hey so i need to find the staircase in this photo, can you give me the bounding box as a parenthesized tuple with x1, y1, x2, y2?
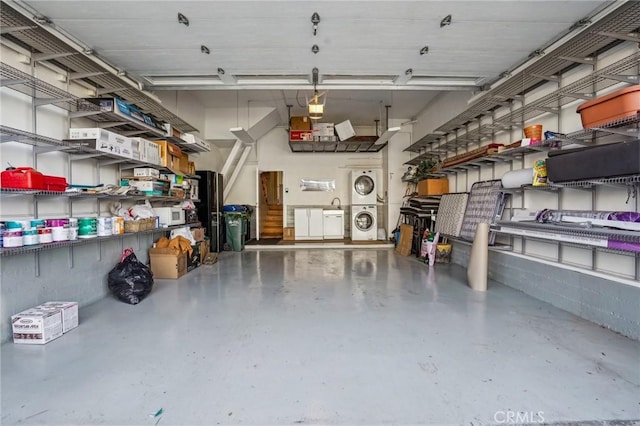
(261, 204, 283, 239)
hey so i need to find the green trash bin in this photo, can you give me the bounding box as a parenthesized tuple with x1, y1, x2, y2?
(224, 212, 244, 251)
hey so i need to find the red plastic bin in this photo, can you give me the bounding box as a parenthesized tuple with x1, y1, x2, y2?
(43, 175, 68, 192)
(0, 167, 46, 190)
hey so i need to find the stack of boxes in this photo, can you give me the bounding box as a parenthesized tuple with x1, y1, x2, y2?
(289, 116, 313, 141)
(288, 116, 339, 142)
(312, 122, 336, 142)
(11, 301, 79, 344)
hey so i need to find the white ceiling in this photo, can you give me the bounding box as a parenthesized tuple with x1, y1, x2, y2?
(22, 0, 610, 125)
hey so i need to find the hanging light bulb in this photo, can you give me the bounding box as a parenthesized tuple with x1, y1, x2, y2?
(308, 67, 324, 120)
(308, 93, 323, 120)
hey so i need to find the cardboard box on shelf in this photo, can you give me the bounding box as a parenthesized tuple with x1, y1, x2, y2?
(312, 122, 335, 137)
(335, 120, 356, 141)
(39, 302, 78, 334)
(417, 178, 449, 196)
(162, 174, 185, 187)
(191, 227, 205, 242)
(171, 188, 186, 199)
(155, 140, 182, 170)
(178, 152, 190, 175)
(314, 135, 337, 142)
(129, 137, 141, 160)
(291, 116, 312, 130)
(289, 130, 313, 141)
(134, 168, 160, 178)
(68, 128, 132, 159)
(11, 308, 63, 344)
(148, 247, 187, 279)
(144, 140, 162, 166)
(121, 179, 169, 196)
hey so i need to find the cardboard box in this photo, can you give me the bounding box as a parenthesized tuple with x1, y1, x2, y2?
(335, 120, 356, 141)
(144, 141, 162, 166)
(283, 227, 295, 241)
(149, 247, 187, 279)
(314, 135, 337, 142)
(178, 152, 190, 175)
(188, 161, 196, 175)
(129, 137, 141, 160)
(417, 178, 449, 196)
(39, 302, 78, 334)
(200, 240, 210, 259)
(121, 179, 169, 196)
(11, 308, 63, 344)
(155, 140, 182, 170)
(134, 168, 160, 178)
(312, 122, 335, 137)
(162, 174, 185, 187)
(191, 227, 205, 242)
(290, 130, 313, 141)
(68, 128, 132, 159)
(291, 116, 311, 130)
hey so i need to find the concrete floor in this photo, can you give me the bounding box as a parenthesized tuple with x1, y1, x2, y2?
(2, 249, 639, 425)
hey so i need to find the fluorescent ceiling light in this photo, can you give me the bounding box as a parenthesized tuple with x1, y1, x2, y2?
(407, 76, 480, 87)
(143, 75, 223, 86)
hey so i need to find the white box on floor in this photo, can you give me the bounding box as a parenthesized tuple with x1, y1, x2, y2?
(11, 308, 63, 344)
(39, 302, 79, 333)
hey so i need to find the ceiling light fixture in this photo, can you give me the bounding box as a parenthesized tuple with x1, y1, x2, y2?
(440, 14, 452, 27)
(312, 44, 319, 54)
(177, 13, 189, 27)
(308, 67, 325, 120)
(201, 45, 210, 54)
(311, 12, 320, 36)
(420, 46, 429, 55)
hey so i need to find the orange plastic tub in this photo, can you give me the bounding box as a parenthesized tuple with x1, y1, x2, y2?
(577, 85, 640, 128)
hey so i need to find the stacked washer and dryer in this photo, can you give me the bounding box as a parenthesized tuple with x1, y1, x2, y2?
(350, 170, 378, 241)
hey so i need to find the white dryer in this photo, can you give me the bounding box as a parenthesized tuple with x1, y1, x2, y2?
(351, 205, 377, 241)
(351, 170, 377, 205)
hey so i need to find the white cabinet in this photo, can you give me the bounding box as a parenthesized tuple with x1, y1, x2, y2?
(294, 208, 323, 240)
(323, 211, 344, 240)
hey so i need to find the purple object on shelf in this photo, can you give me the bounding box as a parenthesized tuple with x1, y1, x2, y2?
(45, 219, 69, 228)
(607, 240, 640, 253)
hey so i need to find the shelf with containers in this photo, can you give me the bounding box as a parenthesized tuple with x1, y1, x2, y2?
(0, 221, 202, 258)
(401, 46, 640, 279)
(0, 64, 203, 261)
(404, 52, 640, 165)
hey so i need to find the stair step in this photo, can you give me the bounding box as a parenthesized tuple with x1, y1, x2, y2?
(261, 232, 283, 238)
(262, 224, 282, 231)
(265, 216, 283, 222)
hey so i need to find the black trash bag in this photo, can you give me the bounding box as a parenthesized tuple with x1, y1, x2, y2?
(108, 249, 154, 305)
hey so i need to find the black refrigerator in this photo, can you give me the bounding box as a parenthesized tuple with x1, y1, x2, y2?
(196, 170, 224, 253)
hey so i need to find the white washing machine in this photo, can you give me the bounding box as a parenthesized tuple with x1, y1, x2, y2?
(351, 205, 377, 241)
(351, 170, 377, 205)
